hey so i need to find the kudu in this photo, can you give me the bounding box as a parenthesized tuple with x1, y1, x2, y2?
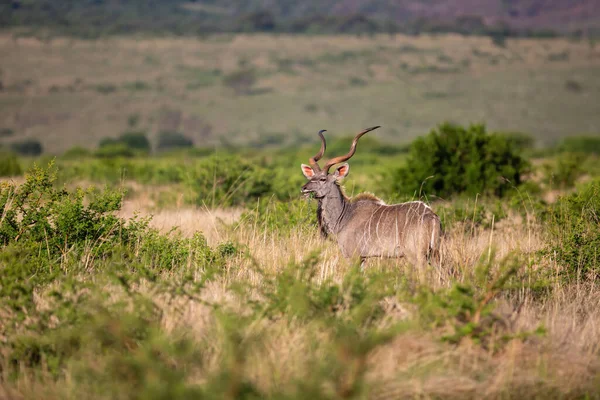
(300, 126, 441, 267)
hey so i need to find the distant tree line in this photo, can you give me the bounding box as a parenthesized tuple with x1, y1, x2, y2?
(0, 0, 590, 39)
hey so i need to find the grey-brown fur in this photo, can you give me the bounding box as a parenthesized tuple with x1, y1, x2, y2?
(301, 126, 441, 267)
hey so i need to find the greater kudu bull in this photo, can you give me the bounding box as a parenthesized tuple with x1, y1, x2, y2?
(300, 126, 441, 267)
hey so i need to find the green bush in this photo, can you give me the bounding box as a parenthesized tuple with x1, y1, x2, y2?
(185, 155, 301, 207)
(414, 252, 543, 349)
(118, 131, 151, 152)
(11, 139, 43, 156)
(156, 131, 194, 151)
(98, 132, 150, 155)
(62, 146, 92, 159)
(393, 123, 530, 198)
(0, 151, 22, 176)
(557, 136, 600, 154)
(435, 198, 506, 232)
(95, 142, 135, 158)
(542, 152, 585, 189)
(239, 197, 317, 233)
(497, 132, 536, 152)
(0, 161, 232, 323)
(544, 180, 600, 279)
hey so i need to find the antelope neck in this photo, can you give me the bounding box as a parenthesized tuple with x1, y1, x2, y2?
(319, 185, 350, 235)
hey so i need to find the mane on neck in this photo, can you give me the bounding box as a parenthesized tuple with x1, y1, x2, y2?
(351, 192, 385, 204)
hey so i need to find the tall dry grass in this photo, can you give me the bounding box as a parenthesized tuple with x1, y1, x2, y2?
(1, 195, 600, 399)
(119, 203, 600, 397)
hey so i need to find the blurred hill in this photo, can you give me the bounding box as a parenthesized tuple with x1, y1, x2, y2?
(2, 0, 600, 37)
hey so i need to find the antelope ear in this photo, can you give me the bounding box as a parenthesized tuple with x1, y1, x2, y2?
(334, 163, 350, 179)
(301, 164, 315, 179)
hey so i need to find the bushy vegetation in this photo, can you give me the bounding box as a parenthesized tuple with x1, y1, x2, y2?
(0, 163, 558, 398)
(557, 136, 600, 154)
(393, 123, 530, 199)
(542, 152, 584, 189)
(156, 131, 194, 152)
(239, 197, 317, 233)
(544, 180, 600, 279)
(97, 132, 151, 157)
(0, 151, 22, 176)
(1, 138, 600, 398)
(185, 154, 304, 207)
(10, 139, 43, 156)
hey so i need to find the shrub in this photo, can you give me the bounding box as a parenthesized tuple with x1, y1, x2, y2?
(156, 131, 194, 151)
(98, 132, 151, 155)
(11, 139, 43, 156)
(0, 151, 22, 176)
(0, 161, 231, 316)
(497, 132, 536, 152)
(239, 197, 317, 233)
(435, 198, 506, 232)
(186, 155, 282, 207)
(62, 146, 92, 159)
(542, 152, 584, 189)
(393, 123, 530, 198)
(544, 180, 600, 279)
(414, 252, 543, 349)
(118, 131, 151, 152)
(557, 136, 600, 154)
(95, 142, 135, 158)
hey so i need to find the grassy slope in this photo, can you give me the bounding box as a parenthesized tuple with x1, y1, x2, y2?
(0, 33, 599, 154)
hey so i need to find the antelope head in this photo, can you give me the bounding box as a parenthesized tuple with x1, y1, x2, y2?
(301, 126, 381, 198)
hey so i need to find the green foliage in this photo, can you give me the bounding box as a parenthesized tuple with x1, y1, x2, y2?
(0, 151, 22, 176)
(185, 154, 302, 207)
(0, 162, 231, 315)
(94, 140, 135, 158)
(118, 131, 151, 152)
(0, 162, 567, 397)
(62, 146, 92, 159)
(542, 152, 585, 189)
(393, 123, 530, 198)
(275, 255, 392, 324)
(97, 132, 151, 157)
(497, 131, 536, 152)
(0, 161, 127, 255)
(156, 131, 194, 151)
(415, 253, 543, 350)
(557, 136, 600, 154)
(435, 198, 507, 231)
(239, 197, 317, 233)
(11, 139, 43, 156)
(544, 180, 600, 279)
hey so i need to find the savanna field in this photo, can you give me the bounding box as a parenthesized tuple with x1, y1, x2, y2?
(1, 31, 600, 399)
